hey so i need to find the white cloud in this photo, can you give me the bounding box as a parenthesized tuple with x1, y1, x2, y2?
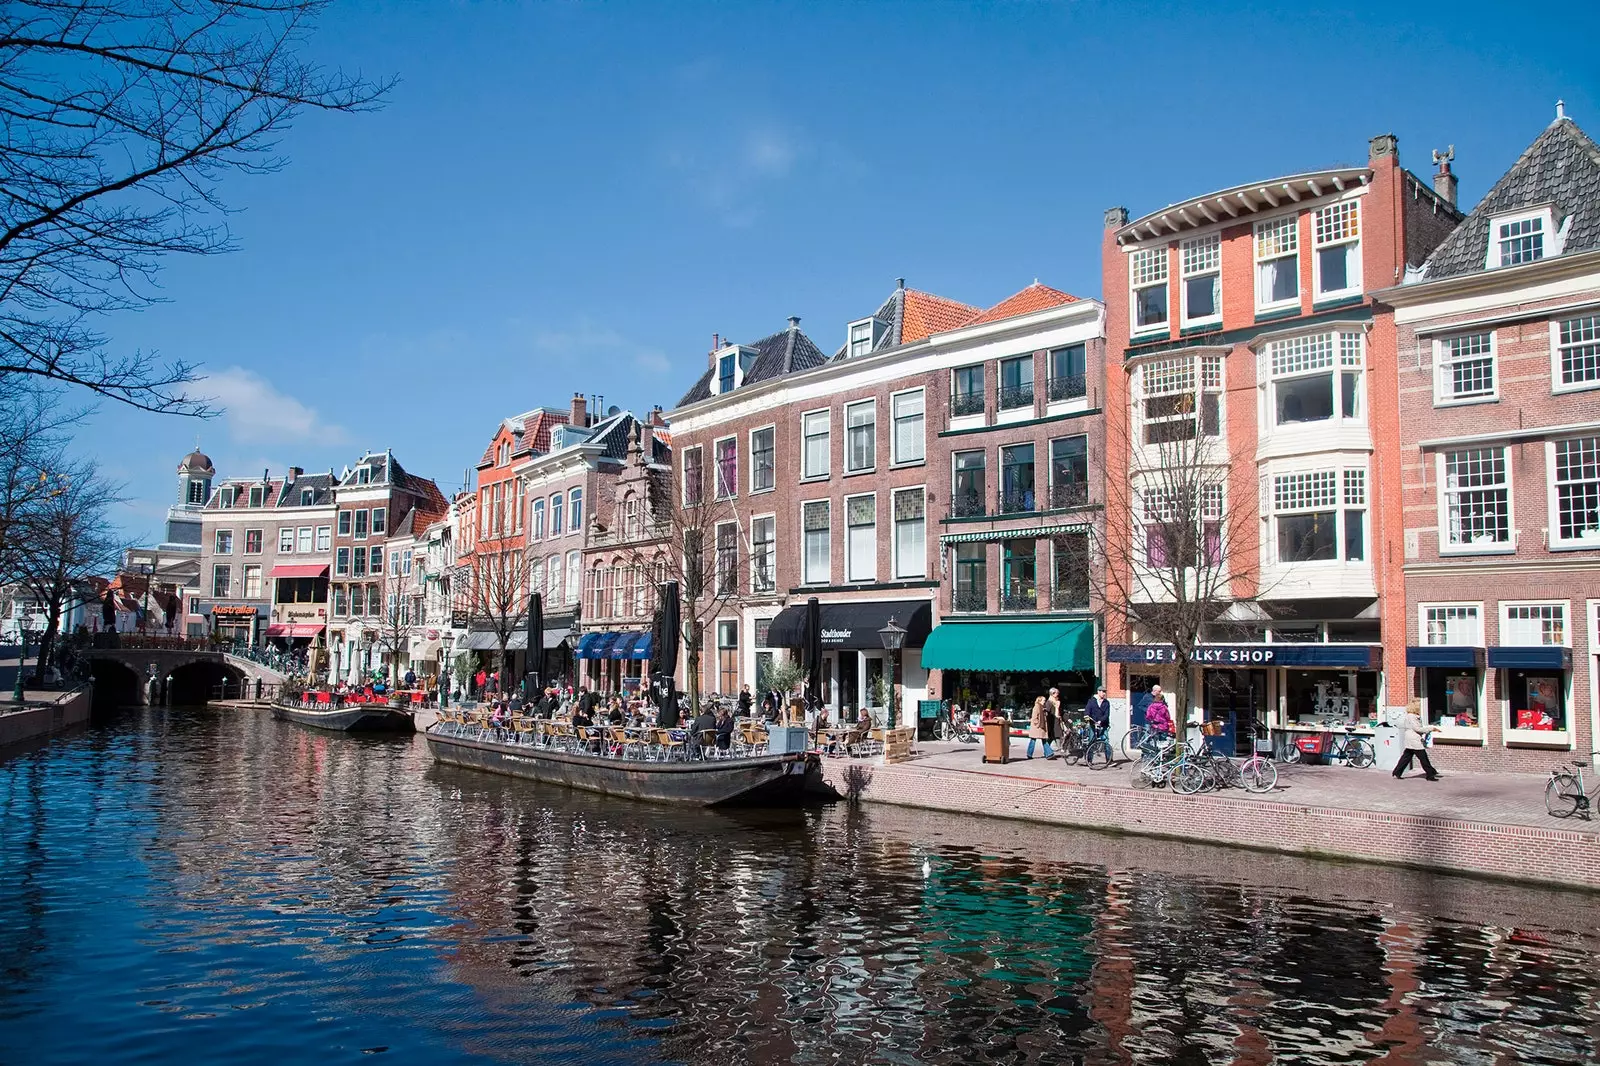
(201, 366, 351, 446)
(665, 122, 810, 228)
(527, 320, 673, 377)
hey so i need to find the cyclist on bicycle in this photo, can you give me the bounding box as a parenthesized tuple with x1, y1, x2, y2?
(1085, 685, 1111, 742)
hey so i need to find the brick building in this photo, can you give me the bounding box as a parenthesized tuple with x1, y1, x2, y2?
(1100, 134, 1462, 754)
(1378, 108, 1600, 771)
(668, 280, 1105, 724)
(196, 467, 336, 652)
(328, 450, 446, 685)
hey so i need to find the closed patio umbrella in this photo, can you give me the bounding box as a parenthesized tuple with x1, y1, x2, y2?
(524, 592, 543, 692)
(804, 596, 821, 710)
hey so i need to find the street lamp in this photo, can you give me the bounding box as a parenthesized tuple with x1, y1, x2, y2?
(11, 625, 26, 704)
(878, 615, 907, 730)
(140, 562, 153, 635)
(441, 631, 455, 708)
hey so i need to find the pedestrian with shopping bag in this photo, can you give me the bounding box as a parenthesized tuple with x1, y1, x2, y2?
(1393, 700, 1441, 781)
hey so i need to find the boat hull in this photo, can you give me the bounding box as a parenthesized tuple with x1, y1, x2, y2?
(271, 703, 415, 733)
(425, 728, 830, 807)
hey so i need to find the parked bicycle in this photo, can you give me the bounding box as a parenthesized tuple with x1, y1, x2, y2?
(936, 700, 978, 743)
(1285, 727, 1375, 768)
(1237, 724, 1279, 794)
(1545, 753, 1600, 819)
(1060, 716, 1114, 769)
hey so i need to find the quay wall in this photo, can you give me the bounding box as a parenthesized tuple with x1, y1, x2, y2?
(0, 688, 91, 748)
(823, 760, 1600, 891)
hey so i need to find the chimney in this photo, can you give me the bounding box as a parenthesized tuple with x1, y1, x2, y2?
(1104, 206, 1128, 229)
(1431, 145, 1457, 207)
(1368, 133, 1398, 162)
(896, 277, 905, 290)
(570, 392, 587, 428)
(787, 316, 800, 330)
(709, 332, 721, 369)
(650, 405, 666, 427)
(287, 466, 303, 483)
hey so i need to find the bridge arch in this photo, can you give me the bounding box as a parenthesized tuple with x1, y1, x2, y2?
(88, 659, 142, 711)
(167, 660, 248, 705)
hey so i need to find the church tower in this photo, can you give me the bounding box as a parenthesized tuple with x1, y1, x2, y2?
(165, 448, 214, 547)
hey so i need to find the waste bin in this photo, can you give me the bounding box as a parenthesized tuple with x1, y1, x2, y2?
(1371, 725, 1403, 773)
(982, 721, 1011, 764)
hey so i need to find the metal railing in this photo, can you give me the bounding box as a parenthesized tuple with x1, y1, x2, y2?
(1051, 585, 1091, 611)
(998, 488, 1037, 515)
(1047, 373, 1087, 402)
(998, 382, 1034, 411)
(951, 392, 985, 418)
(223, 642, 308, 677)
(1049, 480, 1090, 509)
(1000, 588, 1038, 611)
(953, 587, 988, 613)
(950, 491, 987, 518)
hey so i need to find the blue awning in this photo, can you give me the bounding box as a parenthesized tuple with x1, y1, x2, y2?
(1487, 646, 1573, 671)
(574, 631, 618, 660)
(627, 631, 653, 660)
(610, 632, 642, 659)
(1406, 646, 1484, 668)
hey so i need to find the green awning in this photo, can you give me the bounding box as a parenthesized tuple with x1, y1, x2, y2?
(921, 619, 1096, 672)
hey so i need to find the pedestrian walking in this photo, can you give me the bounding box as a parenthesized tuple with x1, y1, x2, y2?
(1026, 696, 1055, 759)
(1393, 701, 1442, 781)
(737, 684, 752, 718)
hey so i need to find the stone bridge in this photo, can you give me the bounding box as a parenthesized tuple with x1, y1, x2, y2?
(78, 638, 289, 706)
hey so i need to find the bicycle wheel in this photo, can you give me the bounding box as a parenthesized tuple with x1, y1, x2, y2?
(1240, 757, 1278, 793)
(1213, 755, 1242, 789)
(1546, 774, 1582, 818)
(1131, 762, 1157, 789)
(1172, 763, 1205, 795)
(1121, 727, 1146, 760)
(1084, 739, 1113, 770)
(1346, 739, 1375, 769)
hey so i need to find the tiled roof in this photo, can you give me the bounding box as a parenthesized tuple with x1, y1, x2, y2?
(275, 472, 335, 507)
(1423, 116, 1600, 280)
(675, 322, 828, 406)
(901, 289, 982, 343)
(961, 282, 1079, 326)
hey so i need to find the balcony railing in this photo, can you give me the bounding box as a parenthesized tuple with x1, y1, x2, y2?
(1051, 584, 1090, 611)
(1047, 373, 1087, 402)
(998, 382, 1034, 411)
(998, 488, 1037, 515)
(1000, 587, 1038, 611)
(951, 392, 985, 418)
(1049, 480, 1089, 509)
(953, 587, 988, 613)
(950, 491, 987, 518)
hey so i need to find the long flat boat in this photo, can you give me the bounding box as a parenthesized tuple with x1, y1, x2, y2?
(271, 702, 414, 733)
(425, 726, 830, 807)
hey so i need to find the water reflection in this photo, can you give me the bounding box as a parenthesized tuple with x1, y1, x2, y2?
(1, 707, 1597, 1065)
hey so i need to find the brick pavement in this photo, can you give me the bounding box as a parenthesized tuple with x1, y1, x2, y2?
(821, 739, 1600, 889)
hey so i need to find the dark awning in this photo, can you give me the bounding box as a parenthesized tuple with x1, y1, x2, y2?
(1487, 646, 1572, 671)
(461, 630, 499, 651)
(1406, 646, 1484, 668)
(766, 599, 932, 650)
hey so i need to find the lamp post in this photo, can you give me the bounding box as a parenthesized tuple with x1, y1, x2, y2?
(878, 615, 907, 730)
(140, 562, 153, 635)
(11, 625, 26, 704)
(441, 631, 454, 708)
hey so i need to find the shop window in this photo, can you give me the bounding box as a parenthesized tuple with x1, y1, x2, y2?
(846, 495, 876, 582)
(1130, 246, 1168, 332)
(1427, 670, 1481, 732)
(998, 355, 1033, 411)
(846, 401, 876, 472)
(755, 650, 775, 692)
(1001, 539, 1037, 611)
(892, 488, 925, 579)
(1440, 447, 1510, 550)
(952, 451, 986, 517)
(802, 501, 830, 584)
(801, 411, 830, 478)
(1554, 314, 1600, 390)
(279, 528, 295, 553)
(244, 529, 263, 554)
(953, 544, 986, 612)
(1312, 200, 1361, 298)
(751, 516, 775, 593)
(1254, 215, 1299, 310)
(1434, 332, 1496, 404)
(751, 427, 775, 492)
(951, 365, 985, 418)
(1507, 671, 1565, 733)
(1180, 235, 1220, 325)
(1551, 436, 1600, 545)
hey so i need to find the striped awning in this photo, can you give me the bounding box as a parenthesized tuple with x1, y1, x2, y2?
(940, 522, 1093, 545)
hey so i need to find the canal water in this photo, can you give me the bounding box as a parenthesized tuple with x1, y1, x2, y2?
(2, 708, 1597, 1065)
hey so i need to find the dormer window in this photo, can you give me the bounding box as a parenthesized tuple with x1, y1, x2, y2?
(1490, 209, 1552, 267)
(220, 486, 236, 508)
(357, 465, 371, 485)
(248, 485, 264, 508)
(848, 319, 874, 358)
(718, 352, 736, 393)
(300, 489, 314, 506)
(498, 442, 509, 466)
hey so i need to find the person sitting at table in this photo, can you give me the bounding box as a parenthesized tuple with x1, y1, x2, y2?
(689, 705, 717, 755)
(607, 700, 625, 726)
(856, 706, 873, 729)
(571, 700, 593, 728)
(715, 706, 736, 752)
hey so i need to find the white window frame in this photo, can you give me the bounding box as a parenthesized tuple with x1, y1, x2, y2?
(1433, 331, 1498, 405)
(1311, 199, 1362, 300)
(749, 424, 776, 494)
(844, 492, 877, 583)
(713, 435, 738, 500)
(750, 513, 776, 594)
(847, 319, 874, 358)
(1500, 600, 1570, 647)
(1254, 215, 1301, 312)
(1486, 207, 1555, 269)
(1179, 234, 1221, 326)
(214, 529, 233, 555)
(1546, 435, 1600, 548)
(1262, 330, 1365, 431)
(278, 528, 295, 554)
(1419, 602, 1484, 646)
(296, 526, 313, 554)
(1549, 314, 1600, 394)
(801, 498, 831, 585)
(242, 564, 262, 600)
(891, 486, 926, 579)
(714, 520, 740, 596)
(1418, 601, 1486, 740)
(1129, 246, 1169, 335)
(681, 445, 704, 505)
(1269, 468, 1367, 566)
(565, 549, 581, 605)
(1436, 446, 1515, 555)
(315, 526, 331, 552)
(531, 497, 546, 539)
(800, 409, 830, 480)
(568, 487, 583, 534)
(844, 399, 876, 475)
(890, 387, 926, 466)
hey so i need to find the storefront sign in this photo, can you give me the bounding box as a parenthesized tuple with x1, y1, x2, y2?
(1107, 643, 1378, 668)
(274, 606, 325, 623)
(211, 604, 259, 617)
(820, 628, 854, 645)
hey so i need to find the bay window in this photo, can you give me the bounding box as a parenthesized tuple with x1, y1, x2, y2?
(1255, 216, 1299, 309)
(1313, 200, 1361, 298)
(846, 494, 876, 582)
(892, 488, 925, 579)
(1441, 447, 1511, 550)
(1137, 355, 1223, 444)
(1266, 330, 1364, 427)
(1143, 485, 1222, 568)
(802, 501, 830, 584)
(1180, 234, 1220, 324)
(1130, 246, 1169, 332)
(1272, 469, 1366, 564)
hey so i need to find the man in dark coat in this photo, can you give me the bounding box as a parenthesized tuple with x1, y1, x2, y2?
(1085, 685, 1112, 740)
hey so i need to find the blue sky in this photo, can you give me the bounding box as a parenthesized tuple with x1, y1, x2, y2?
(90, 0, 1599, 541)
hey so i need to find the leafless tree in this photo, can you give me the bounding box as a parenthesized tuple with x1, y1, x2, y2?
(0, 381, 79, 581)
(12, 459, 125, 681)
(371, 563, 415, 692)
(1100, 362, 1280, 724)
(0, 1, 391, 413)
(459, 547, 532, 689)
(610, 459, 743, 715)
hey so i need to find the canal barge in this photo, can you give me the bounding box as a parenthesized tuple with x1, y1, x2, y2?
(271, 701, 415, 733)
(424, 725, 829, 807)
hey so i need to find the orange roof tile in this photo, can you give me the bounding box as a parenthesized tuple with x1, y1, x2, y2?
(962, 282, 1079, 327)
(900, 290, 982, 343)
